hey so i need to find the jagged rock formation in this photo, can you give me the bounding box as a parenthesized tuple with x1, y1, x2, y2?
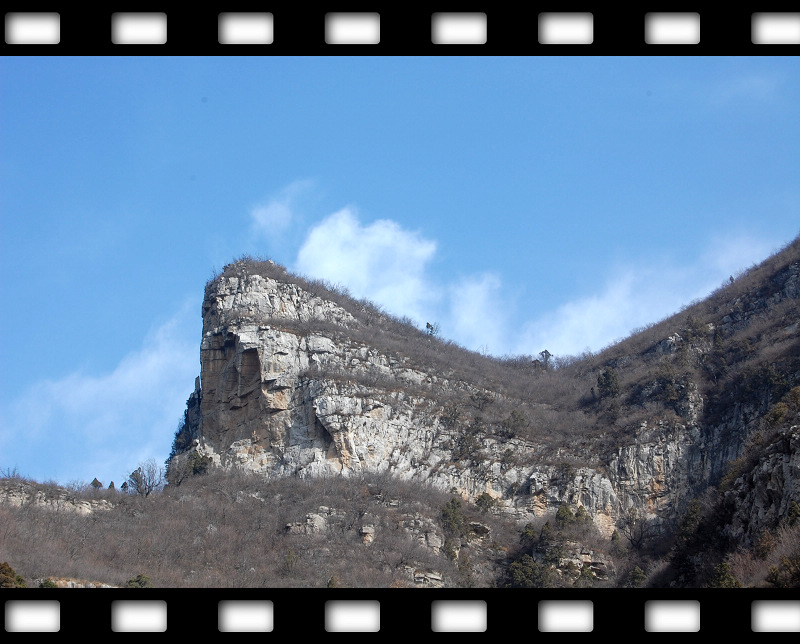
(170, 264, 615, 527)
(168, 240, 800, 546)
(0, 479, 113, 515)
(724, 426, 800, 545)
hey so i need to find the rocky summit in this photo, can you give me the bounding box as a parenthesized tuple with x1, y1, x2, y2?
(167, 239, 800, 548)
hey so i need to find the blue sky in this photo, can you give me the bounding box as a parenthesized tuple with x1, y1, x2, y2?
(1, 56, 798, 488)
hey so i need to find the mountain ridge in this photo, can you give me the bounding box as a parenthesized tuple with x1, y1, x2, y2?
(2, 234, 797, 589)
(167, 234, 800, 546)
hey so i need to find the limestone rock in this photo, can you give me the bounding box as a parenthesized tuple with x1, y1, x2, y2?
(168, 254, 800, 544)
(724, 426, 800, 545)
(0, 480, 113, 515)
(37, 577, 119, 588)
(360, 524, 376, 544)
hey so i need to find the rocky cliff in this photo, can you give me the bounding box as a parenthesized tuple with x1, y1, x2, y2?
(0, 479, 113, 515)
(168, 241, 800, 545)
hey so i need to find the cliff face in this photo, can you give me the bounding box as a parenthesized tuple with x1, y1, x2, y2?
(169, 245, 800, 541)
(175, 266, 531, 504)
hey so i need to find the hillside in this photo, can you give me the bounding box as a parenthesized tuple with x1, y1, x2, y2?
(171, 235, 799, 528)
(2, 234, 798, 588)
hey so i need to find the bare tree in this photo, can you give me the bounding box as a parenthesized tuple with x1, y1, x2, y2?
(616, 506, 657, 550)
(126, 459, 165, 497)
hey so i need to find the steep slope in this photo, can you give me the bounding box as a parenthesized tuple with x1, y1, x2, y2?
(167, 236, 800, 547)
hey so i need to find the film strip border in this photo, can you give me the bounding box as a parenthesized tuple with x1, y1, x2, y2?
(2, 8, 800, 52)
(3, 9, 799, 638)
(3, 589, 800, 634)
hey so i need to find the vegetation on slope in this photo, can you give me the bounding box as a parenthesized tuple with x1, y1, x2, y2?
(0, 469, 524, 588)
(2, 234, 798, 588)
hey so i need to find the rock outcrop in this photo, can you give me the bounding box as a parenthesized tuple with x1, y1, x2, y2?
(36, 577, 119, 588)
(169, 247, 800, 543)
(0, 479, 113, 515)
(724, 426, 800, 545)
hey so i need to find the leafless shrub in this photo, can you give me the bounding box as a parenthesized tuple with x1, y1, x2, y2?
(125, 459, 165, 497)
(1, 466, 536, 588)
(727, 523, 800, 588)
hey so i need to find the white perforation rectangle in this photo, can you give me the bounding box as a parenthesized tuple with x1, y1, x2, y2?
(218, 600, 274, 632)
(645, 13, 701, 45)
(752, 13, 800, 44)
(538, 13, 593, 45)
(645, 600, 701, 632)
(111, 600, 167, 632)
(432, 13, 487, 45)
(325, 600, 380, 632)
(538, 600, 593, 632)
(111, 13, 167, 45)
(4, 600, 60, 632)
(218, 13, 274, 45)
(5, 12, 60, 44)
(431, 600, 487, 632)
(752, 601, 800, 632)
(325, 13, 380, 45)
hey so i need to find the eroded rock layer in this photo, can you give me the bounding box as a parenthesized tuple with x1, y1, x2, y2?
(169, 254, 800, 539)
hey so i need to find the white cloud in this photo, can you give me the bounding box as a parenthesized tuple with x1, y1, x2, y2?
(0, 301, 199, 486)
(291, 202, 782, 362)
(701, 233, 778, 280)
(446, 273, 509, 355)
(294, 207, 439, 324)
(516, 271, 641, 358)
(514, 232, 783, 358)
(250, 179, 314, 240)
(251, 201, 292, 234)
(293, 208, 518, 354)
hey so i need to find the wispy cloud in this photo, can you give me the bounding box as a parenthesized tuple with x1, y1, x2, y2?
(515, 233, 782, 358)
(445, 272, 509, 356)
(293, 208, 516, 354)
(291, 200, 782, 361)
(250, 179, 315, 243)
(516, 271, 644, 358)
(0, 301, 199, 486)
(708, 73, 782, 107)
(702, 233, 778, 278)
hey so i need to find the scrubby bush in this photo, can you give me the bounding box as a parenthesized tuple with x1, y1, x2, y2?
(126, 459, 165, 497)
(597, 367, 620, 399)
(475, 492, 496, 513)
(0, 562, 26, 588)
(709, 562, 742, 588)
(126, 574, 154, 588)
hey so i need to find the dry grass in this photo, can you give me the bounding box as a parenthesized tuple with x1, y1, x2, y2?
(0, 469, 520, 589)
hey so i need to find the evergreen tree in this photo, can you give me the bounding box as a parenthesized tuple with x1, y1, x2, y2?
(627, 566, 647, 587)
(709, 562, 741, 588)
(508, 554, 553, 588)
(125, 574, 154, 588)
(597, 368, 620, 399)
(0, 562, 26, 588)
(441, 498, 466, 537)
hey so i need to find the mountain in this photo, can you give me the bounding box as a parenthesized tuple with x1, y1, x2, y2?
(166, 235, 799, 581)
(3, 235, 798, 589)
